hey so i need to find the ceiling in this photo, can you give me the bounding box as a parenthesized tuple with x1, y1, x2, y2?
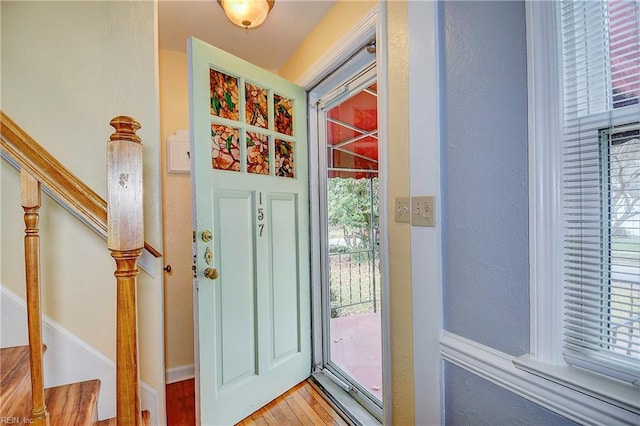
(158, 0, 336, 73)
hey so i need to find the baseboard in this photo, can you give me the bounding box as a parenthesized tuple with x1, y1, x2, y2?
(165, 364, 195, 384)
(0, 286, 161, 424)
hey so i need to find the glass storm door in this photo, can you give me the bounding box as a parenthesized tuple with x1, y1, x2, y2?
(188, 37, 310, 425)
(316, 58, 382, 414)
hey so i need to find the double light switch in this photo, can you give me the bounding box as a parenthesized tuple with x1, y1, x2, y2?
(394, 195, 436, 227)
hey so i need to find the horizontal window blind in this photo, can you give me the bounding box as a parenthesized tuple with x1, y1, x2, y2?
(561, 0, 640, 383)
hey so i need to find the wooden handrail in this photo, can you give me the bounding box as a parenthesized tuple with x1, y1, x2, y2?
(0, 111, 161, 258)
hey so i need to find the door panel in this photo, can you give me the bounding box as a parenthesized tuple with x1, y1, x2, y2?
(213, 191, 257, 389)
(269, 194, 300, 363)
(189, 37, 310, 425)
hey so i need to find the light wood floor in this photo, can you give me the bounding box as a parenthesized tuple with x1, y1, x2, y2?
(166, 379, 349, 426)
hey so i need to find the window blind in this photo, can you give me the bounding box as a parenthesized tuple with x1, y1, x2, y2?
(561, 0, 640, 383)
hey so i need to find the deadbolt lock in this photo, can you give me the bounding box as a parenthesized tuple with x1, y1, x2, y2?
(201, 230, 213, 243)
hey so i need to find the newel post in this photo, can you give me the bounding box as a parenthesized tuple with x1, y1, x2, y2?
(107, 116, 143, 426)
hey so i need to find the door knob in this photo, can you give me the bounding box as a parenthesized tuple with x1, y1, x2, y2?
(204, 267, 219, 280)
(201, 230, 213, 242)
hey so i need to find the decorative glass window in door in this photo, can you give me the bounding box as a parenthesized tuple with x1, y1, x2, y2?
(210, 68, 239, 120)
(209, 68, 297, 179)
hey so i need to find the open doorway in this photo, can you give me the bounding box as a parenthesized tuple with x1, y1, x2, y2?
(324, 80, 381, 401)
(159, 1, 386, 422)
(309, 39, 383, 421)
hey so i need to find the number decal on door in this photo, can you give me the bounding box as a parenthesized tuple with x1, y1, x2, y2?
(258, 192, 265, 237)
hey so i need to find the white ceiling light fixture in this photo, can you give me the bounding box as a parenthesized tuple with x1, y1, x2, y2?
(217, 0, 275, 29)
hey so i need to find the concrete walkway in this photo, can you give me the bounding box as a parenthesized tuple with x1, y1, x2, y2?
(330, 312, 383, 401)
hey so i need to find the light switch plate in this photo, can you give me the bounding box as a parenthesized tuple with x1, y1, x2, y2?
(412, 195, 436, 227)
(394, 197, 410, 223)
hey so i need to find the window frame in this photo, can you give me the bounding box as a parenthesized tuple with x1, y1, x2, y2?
(517, 0, 640, 417)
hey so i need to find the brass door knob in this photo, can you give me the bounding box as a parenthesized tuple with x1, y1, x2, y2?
(204, 267, 218, 280)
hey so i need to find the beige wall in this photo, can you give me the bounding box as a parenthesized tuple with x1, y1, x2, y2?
(280, 1, 415, 423)
(385, 2, 415, 424)
(158, 48, 195, 372)
(0, 0, 165, 419)
(278, 1, 378, 82)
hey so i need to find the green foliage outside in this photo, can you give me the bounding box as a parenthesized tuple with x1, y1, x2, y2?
(327, 177, 379, 252)
(327, 177, 381, 317)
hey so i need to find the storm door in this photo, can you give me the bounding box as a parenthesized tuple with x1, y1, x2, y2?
(311, 44, 383, 420)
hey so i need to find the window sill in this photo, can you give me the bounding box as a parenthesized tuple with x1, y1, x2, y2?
(513, 355, 639, 416)
(441, 332, 640, 425)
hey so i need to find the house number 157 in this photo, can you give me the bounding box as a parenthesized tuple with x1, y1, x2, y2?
(257, 192, 265, 237)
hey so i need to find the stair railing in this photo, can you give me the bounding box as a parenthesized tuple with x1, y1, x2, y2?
(21, 170, 48, 425)
(1, 112, 159, 425)
(107, 117, 144, 426)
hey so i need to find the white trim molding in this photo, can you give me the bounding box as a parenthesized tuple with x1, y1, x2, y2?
(408, 1, 443, 425)
(375, 5, 392, 425)
(525, 0, 565, 365)
(441, 332, 640, 426)
(295, 6, 378, 89)
(166, 364, 195, 384)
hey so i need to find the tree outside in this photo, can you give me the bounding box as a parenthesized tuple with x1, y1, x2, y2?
(608, 131, 640, 358)
(327, 177, 380, 317)
(327, 177, 379, 251)
(610, 134, 640, 240)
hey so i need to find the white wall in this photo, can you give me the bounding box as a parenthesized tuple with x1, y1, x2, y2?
(1, 1, 165, 423)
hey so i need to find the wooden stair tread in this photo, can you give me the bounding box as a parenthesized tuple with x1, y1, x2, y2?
(1, 379, 101, 426)
(46, 379, 101, 425)
(96, 410, 151, 425)
(0, 346, 33, 405)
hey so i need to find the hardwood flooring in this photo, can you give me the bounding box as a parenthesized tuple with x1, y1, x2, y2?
(166, 379, 196, 425)
(166, 379, 348, 426)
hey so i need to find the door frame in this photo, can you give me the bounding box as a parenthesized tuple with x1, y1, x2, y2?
(300, 5, 391, 424)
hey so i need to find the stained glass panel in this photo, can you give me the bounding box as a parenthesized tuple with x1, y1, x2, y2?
(210, 68, 239, 121)
(246, 132, 270, 175)
(245, 82, 268, 128)
(211, 124, 241, 171)
(274, 94, 293, 136)
(275, 139, 294, 178)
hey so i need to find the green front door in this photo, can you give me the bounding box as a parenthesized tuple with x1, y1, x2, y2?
(188, 37, 310, 425)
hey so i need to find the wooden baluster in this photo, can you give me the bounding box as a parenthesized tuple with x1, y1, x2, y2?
(21, 170, 50, 426)
(107, 116, 144, 426)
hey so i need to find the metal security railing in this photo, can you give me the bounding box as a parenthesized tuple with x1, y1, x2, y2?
(329, 248, 381, 317)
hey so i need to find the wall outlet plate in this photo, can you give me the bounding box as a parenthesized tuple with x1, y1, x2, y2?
(394, 197, 410, 223)
(412, 195, 435, 227)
